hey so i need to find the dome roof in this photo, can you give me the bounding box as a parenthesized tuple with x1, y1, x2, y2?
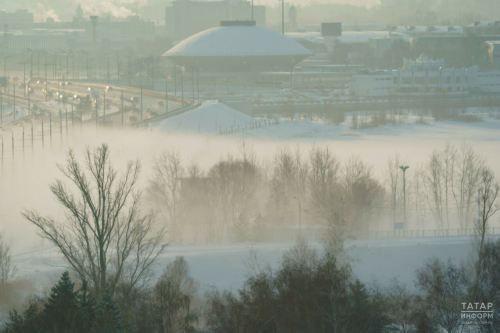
(163, 22, 313, 70)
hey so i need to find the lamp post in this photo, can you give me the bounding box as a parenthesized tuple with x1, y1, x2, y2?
(24, 118, 33, 149)
(13, 78, 16, 121)
(16, 122, 25, 155)
(0, 134, 3, 168)
(121, 89, 124, 129)
(293, 196, 302, 236)
(399, 165, 409, 229)
(1, 127, 13, 159)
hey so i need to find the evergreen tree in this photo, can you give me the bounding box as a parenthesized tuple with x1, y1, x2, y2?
(77, 281, 96, 333)
(94, 289, 123, 333)
(44, 271, 80, 333)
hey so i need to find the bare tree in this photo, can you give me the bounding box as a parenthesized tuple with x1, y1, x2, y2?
(22, 144, 166, 298)
(149, 150, 185, 243)
(208, 150, 260, 242)
(422, 150, 446, 229)
(307, 146, 344, 255)
(0, 235, 17, 294)
(416, 258, 467, 333)
(474, 167, 500, 285)
(342, 156, 385, 233)
(385, 278, 417, 333)
(451, 143, 485, 229)
(155, 257, 198, 333)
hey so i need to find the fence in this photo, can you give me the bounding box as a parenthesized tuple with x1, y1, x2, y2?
(165, 227, 500, 246)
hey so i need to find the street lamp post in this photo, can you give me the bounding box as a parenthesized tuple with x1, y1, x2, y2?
(13, 81, 15, 121)
(49, 113, 52, 146)
(0, 134, 3, 167)
(24, 118, 33, 149)
(121, 89, 124, 129)
(399, 165, 409, 229)
(1, 127, 13, 159)
(59, 109, 62, 143)
(293, 196, 302, 236)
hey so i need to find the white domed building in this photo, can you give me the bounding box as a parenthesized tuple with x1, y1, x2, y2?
(163, 21, 313, 71)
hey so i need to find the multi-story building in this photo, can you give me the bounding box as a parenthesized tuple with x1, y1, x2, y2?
(0, 9, 34, 29)
(350, 54, 500, 97)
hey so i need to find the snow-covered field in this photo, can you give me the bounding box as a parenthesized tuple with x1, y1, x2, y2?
(11, 235, 483, 297)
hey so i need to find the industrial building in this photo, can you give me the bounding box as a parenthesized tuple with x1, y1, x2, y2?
(350, 54, 500, 97)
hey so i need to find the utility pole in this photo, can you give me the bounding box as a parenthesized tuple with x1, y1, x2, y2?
(191, 68, 195, 103)
(13, 83, 15, 121)
(23, 61, 26, 97)
(107, 55, 110, 84)
(281, 0, 285, 34)
(117, 52, 120, 85)
(80, 100, 83, 131)
(103, 89, 106, 125)
(399, 166, 409, 229)
(180, 68, 184, 107)
(27, 79, 30, 114)
(95, 94, 98, 130)
(90, 16, 98, 80)
(165, 75, 168, 114)
(49, 113, 52, 147)
(140, 83, 143, 122)
(121, 89, 124, 129)
(59, 109, 62, 143)
(361, 188, 364, 227)
(65, 107, 68, 141)
(393, 186, 397, 236)
(41, 115, 44, 148)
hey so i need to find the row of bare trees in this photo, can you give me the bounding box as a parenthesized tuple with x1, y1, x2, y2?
(386, 143, 499, 233)
(20, 142, 499, 299)
(147, 142, 499, 246)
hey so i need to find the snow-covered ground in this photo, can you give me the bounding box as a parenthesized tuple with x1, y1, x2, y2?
(11, 235, 483, 297)
(153, 102, 500, 144)
(155, 101, 255, 134)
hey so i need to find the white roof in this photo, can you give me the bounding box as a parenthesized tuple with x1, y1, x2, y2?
(156, 101, 254, 133)
(164, 25, 313, 57)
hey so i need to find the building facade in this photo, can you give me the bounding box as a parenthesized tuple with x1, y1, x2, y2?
(350, 54, 500, 96)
